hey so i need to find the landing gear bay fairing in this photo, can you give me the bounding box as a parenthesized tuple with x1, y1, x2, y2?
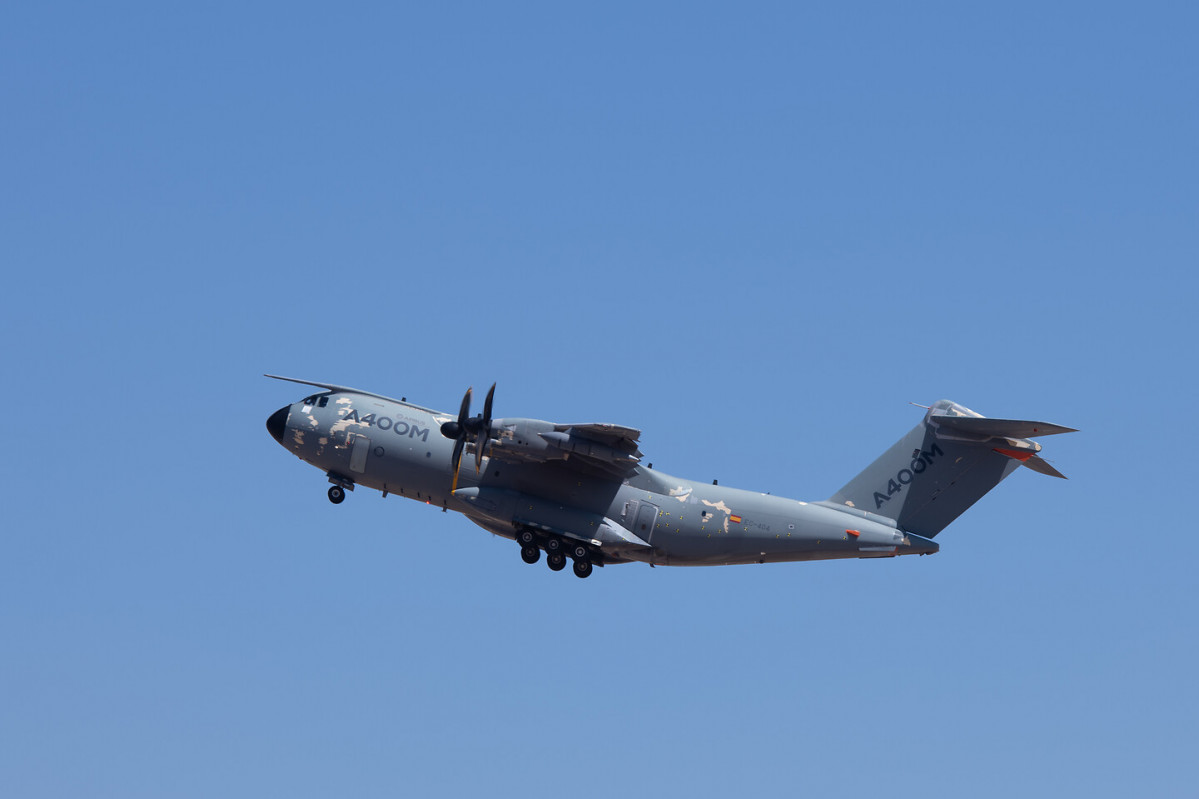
(265, 376, 1074, 579)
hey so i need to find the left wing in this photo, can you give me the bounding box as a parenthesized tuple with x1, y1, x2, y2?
(454, 486, 650, 558)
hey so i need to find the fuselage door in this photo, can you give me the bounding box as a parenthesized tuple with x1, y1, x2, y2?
(349, 433, 371, 474)
(634, 502, 660, 544)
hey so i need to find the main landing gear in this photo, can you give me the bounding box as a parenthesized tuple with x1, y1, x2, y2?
(516, 528, 597, 579)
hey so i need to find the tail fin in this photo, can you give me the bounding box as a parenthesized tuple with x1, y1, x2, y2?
(828, 400, 1075, 538)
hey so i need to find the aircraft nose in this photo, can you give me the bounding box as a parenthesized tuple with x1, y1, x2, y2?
(266, 405, 289, 444)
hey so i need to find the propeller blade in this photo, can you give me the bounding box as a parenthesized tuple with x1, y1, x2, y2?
(475, 383, 496, 473)
(451, 437, 465, 492)
(441, 386, 473, 440)
(482, 383, 495, 425)
(457, 387, 472, 427)
(451, 437, 464, 474)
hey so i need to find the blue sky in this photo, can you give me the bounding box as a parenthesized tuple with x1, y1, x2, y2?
(3, 2, 1196, 797)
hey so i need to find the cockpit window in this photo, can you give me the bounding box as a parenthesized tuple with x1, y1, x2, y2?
(318, 396, 329, 407)
(303, 395, 317, 405)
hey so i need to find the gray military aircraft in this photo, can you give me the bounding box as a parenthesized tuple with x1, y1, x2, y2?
(265, 375, 1073, 578)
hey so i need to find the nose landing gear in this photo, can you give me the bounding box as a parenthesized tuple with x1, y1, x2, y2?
(326, 474, 355, 504)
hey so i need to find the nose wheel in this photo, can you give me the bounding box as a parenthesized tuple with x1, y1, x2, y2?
(325, 474, 354, 504)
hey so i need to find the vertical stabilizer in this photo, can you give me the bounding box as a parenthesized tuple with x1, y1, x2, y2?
(827, 401, 1074, 538)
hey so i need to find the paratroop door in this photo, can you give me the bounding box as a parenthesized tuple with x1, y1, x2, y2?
(634, 502, 659, 544)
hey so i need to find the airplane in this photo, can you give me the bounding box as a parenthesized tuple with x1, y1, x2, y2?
(265, 375, 1074, 579)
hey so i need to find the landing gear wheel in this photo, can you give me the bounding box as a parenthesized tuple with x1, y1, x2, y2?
(572, 559, 593, 579)
(328, 485, 345, 504)
(517, 529, 537, 547)
(570, 544, 589, 562)
(545, 538, 563, 555)
(521, 545, 540, 564)
(547, 552, 567, 571)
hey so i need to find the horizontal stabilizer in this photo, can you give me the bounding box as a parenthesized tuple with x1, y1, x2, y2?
(1022, 454, 1068, 479)
(933, 416, 1077, 439)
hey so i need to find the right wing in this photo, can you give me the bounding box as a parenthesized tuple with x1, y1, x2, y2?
(539, 423, 643, 476)
(485, 419, 644, 477)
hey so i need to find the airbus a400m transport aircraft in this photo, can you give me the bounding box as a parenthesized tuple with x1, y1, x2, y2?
(265, 375, 1074, 579)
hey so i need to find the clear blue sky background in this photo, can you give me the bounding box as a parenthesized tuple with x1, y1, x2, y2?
(3, 3, 1196, 797)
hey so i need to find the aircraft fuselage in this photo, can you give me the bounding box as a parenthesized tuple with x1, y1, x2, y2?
(266, 388, 939, 570)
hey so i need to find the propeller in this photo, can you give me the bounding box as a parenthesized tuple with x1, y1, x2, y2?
(439, 383, 496, 491)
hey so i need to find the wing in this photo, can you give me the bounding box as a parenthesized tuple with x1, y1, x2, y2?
(454, 487, 648, 561)
(486, 419, 643, 477)
(542, 423, 643, 476)
(553, 422, 641, 447)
